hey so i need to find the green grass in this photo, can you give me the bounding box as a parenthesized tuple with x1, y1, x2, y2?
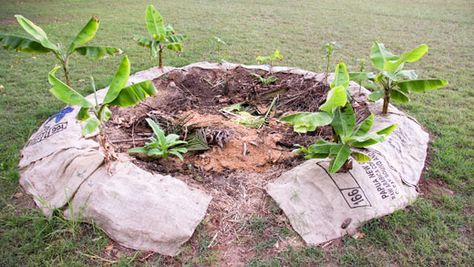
(1, 0, 473, 265)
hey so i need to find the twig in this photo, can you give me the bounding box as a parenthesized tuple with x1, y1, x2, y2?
(77, 251, 118, 264)
(110, 137, 150, 144)
(258, 95, 279, 128)
(243, 142, 248, 157)
(207, 232, 219, 248)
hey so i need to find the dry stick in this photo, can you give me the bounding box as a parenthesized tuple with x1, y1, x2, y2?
(110, 137, 150, 144)
(258, 95, 279, 129)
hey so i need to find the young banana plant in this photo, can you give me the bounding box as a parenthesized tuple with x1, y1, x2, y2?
(296, 104, 396, 173)
(280, 62, 350, 133)
(0, 15, 121, 86)
(349, 41, 448, 114)
(281, 62, 396, 173)
(256, 49, 283, 73)
(322, 41, 338, 84)
(136, 4, 186, 68)
(48, 56, 157, 161)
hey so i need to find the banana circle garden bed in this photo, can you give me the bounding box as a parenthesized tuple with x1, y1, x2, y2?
(19, 62, 429, 261)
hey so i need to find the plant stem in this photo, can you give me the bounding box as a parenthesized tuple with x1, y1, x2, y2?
(382, 88, 390, 115)
(62, 57, 71, 87)
(158, 45, 163, 69)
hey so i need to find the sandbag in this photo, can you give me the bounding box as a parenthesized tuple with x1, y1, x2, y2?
(64, 156, 211, 256)
(266, 83, 429, 245)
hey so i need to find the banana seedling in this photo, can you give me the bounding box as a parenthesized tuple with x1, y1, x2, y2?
(48, 56, 157, 162)
(0, 15, 121, 86)
(349, 41, 448, 114)
(296, 104, 396, 173)
(136, 4, 186, 68)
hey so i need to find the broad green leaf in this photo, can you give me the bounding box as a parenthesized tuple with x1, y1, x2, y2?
(352, 151, 371, 163)
(368, 90, 384, 101)
(100, 106, 112, 122)
(331, 104, 355, 138)
(350, 134, 385, 148)
(76, 107, 90, 121)
(48, 66, 91, 107)
(136, 36, 152, 48)
(145, 118, 166, 144)
(82, 117, 100, 136)
(74, 46, 121, 59)
(328, 144, 351, 173)
(384, 70, 417, 81)
(128, 147, 147, 154)
(0, 34, 51, 53)
(397, 79, 448, 93)
(145, 5, 166, 41)
(390, 88, 410, 103)
(384, 44, 428, 72)
(166, 42, 182, 52)
(15, 15, 58, 50)
(354, 114, 374, 136)
(349, 72, 374, 82)
(169, 150, 185, 161)
(108, 80, 157, 107)
(330, 63, 349, 89)
(68, 16, 99, 53)
(302, 140, 336, 159)
(370, 41, 397, 71)
(320, 85, 347, 113)
(103, 56, 130, 104)
(376, 124, 397, 136)
(167, 34, 185, 43)
(280, 112, 332, 133)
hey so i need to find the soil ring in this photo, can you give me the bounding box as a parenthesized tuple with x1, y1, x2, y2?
(19, 62, 429, 264)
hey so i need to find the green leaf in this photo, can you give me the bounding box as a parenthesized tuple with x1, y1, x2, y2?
(390, 88, 410, 103)
(76, 107, 90, 121)
(301, 140, 336, 159)
(349, 72, 374, 82)
(330, 63, 349, 89)
(166, 42, 183, 52)
(82, 117, 100, 136)
(352, 151, 371, 163)
(328, 144, 351, 173)
(384, 70, 418, 81)
(136, 36, 152, 48)
(354, 114, 374, 136)
(0, 34, 51, 53)
(128, 147, 147, 154)
(370, 41, 397, 71)
(331, 104, 355, 138)
(107, 80, 157, 107)
(145, 5, 166, 41)
(368, 90, 384, 101)
(68, 16, 100, 53)
(74, 46, 121, 60)
(280, 112, 332, 133)
(167, 33, 186, 43)
(103, 56, 130, 104)
(384, 44, 428, 72)
(169, 150, 185, 161)
(145, 118, 166, 143)
(100, 106, 112, 122)
(14, 15, 58, 51)
(320, 85, 348, 113)
(376, 124, 397, 136)
(397, 79, 448, 93)
(48, 66, 91, 107)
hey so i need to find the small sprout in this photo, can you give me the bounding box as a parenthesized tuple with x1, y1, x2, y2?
(322, 41, 339, 84)
(136, 5, 186, 68)
(256, 49, 283, 74)
(251, 73, 278, 85)
(128, 118, 188, 160)
(349, 41, 448, 114)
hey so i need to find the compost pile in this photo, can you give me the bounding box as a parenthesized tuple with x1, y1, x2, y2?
(105, 66, 371, 260)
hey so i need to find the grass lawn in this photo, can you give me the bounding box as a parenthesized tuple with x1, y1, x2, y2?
(1, 0, 473, 265)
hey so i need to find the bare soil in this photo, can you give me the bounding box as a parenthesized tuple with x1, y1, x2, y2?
(106, 66, 371, 264)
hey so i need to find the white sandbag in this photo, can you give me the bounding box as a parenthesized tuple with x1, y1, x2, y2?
(65, 156, 211, 256)
(266, 91, 430, 245)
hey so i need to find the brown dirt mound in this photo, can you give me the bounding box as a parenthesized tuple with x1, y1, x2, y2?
(105, 66, 370, 263)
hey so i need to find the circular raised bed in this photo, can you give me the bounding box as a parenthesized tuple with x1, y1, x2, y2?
(19, 62, 429, 258)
